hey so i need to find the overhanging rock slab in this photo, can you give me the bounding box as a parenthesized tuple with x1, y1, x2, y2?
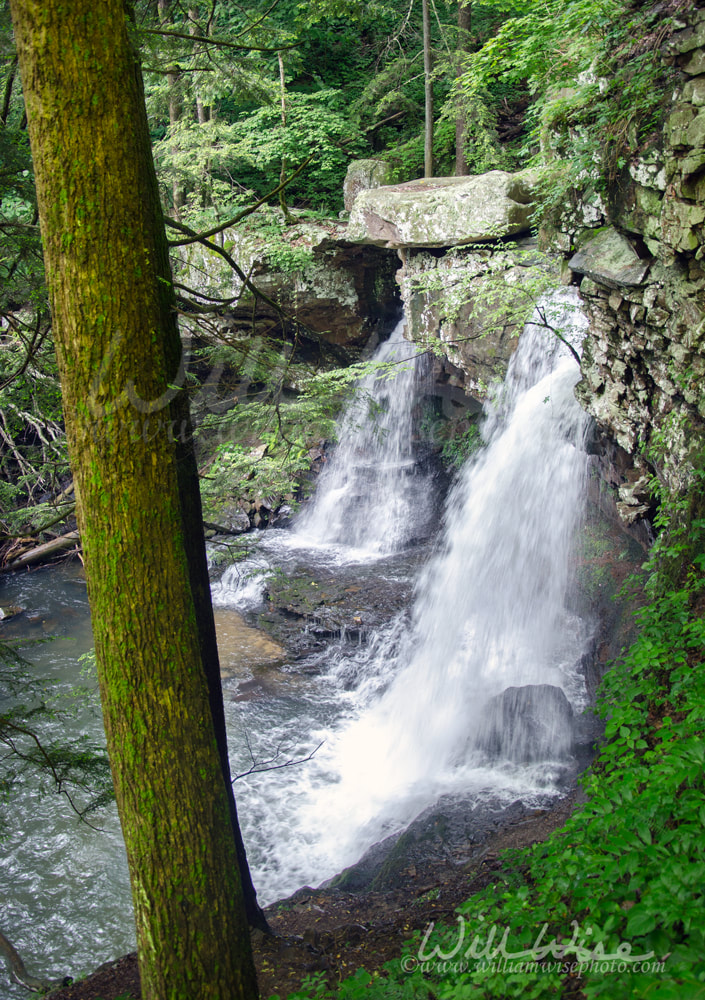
(346, 170, 536, 249)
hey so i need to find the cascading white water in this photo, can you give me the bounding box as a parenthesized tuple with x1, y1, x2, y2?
(283, 288, 593, 873)
(294, 319, 433, 555)
(0, 290, 596, 996)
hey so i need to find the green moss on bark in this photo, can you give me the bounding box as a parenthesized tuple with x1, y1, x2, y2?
(9, 1, 258, 996)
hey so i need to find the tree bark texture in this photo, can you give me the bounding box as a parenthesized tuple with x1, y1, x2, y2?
(8, 2, 259, 997)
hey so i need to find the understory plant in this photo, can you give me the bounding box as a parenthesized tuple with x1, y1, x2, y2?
(462, 0, 685, 230)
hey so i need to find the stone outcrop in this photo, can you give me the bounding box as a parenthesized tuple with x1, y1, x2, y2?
(343, 159, 396, 212)
(347, 170, 536, 249)
(397, 240, 547, 401)
(177, 213, 400, 353)
(182, 0, 705, 523)
(567, 228, 651, 288)
(559, 10, 705, 502)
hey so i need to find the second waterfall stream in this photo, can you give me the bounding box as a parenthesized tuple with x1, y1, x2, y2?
(223, 287, 594, 901)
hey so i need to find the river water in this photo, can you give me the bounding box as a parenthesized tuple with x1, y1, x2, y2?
(0, 290, 593, 994)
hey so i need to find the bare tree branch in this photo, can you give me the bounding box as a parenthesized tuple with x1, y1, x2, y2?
(165, 152, 316, 247)
(233, 740, 324, 781)
(140, 25, 298, 53)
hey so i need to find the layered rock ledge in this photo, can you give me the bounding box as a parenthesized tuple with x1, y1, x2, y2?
(347, 170, 536, 249)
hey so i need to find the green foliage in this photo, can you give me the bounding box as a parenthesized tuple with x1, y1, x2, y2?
(420, 401, 484, 470)
(154, 89, 366, 213)
(382, 117, 459, 183)
(288, 477, 705, 1000)
(198, 388, 339, 515)
(194, 338, 427, 516)
(440, 76, 508, 175)
(440, 421, 483, 468)
(153, 119, 258, 217)
(233, 90, 366, 209)
(461, 0, 680, 226)
(0, 326, 69, 528)
(201, 435, 310, 513)
(0, 19, 70, 534)
(406, 243, 557, 349)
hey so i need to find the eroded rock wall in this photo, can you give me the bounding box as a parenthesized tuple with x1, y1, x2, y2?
(561, 5, 705, 512)
(396, 241, 545, 403)
(176, 214, 401, 354)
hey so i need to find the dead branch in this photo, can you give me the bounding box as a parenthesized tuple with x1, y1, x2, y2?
(232, 739, 324, 781)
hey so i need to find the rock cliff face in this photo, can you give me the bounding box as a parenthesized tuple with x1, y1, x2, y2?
(559, 5, 705, 511)
(184, 0, 705, 527)
(338, 4, 705, 528)
(396, 241, 543, 401)
(177, 215, 401, 355)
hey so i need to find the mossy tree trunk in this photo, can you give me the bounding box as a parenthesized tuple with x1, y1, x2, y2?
(8, 2, 259, 997)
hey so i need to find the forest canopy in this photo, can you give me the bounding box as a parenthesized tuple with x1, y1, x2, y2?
(0, 0, 682, 536)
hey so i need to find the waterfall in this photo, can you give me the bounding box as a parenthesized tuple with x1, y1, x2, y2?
(294, 318, 434, 555)
(0, 290, 596, 978)
(299, 288, 592, 866)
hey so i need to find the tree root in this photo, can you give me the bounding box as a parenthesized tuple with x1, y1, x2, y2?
(0, 927, 72, 993)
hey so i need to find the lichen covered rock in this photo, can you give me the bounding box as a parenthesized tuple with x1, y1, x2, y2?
(343, 159, 396, 212)
(398, 240, 547, 401)
(347, 170, 536, 249)
(568, 227, 651, 288)
(177, 211, 400, 351)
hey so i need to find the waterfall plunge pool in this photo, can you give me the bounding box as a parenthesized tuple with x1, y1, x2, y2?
(0, 291, 610, 994)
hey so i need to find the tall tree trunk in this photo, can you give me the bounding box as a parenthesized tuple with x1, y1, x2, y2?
(1, 54, 18, 126)
(422, 0, 434, 178)
(167, 389, 268, 932)
(8, 2, 259, 997)
(159, 0, 186, 214)
(277, 52, 294, 223)
(455, 1, 472, 176)
(189, 8, 211, 123)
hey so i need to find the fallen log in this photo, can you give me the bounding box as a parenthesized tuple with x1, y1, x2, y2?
(0, 530, 80, 573)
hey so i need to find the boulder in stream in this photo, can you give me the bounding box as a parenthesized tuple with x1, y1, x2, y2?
(214, 608, 287, 674)
(0, 605, 23, 621)
(474, 683, 574, 762)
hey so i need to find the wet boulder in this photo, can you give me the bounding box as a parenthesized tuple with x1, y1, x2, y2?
(0, 605, 23, 621)
(474, 684, 574, 762)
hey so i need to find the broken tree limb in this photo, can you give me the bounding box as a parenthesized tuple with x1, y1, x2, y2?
(0, 530, 80, 572)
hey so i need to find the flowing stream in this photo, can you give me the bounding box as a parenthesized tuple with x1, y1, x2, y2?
(0, 289, 592, 994)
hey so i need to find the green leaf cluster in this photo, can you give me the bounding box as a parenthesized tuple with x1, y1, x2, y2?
(460, 0, 681, 226)
(0, 641, 113, 826)
(0, 327, 69, 530)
